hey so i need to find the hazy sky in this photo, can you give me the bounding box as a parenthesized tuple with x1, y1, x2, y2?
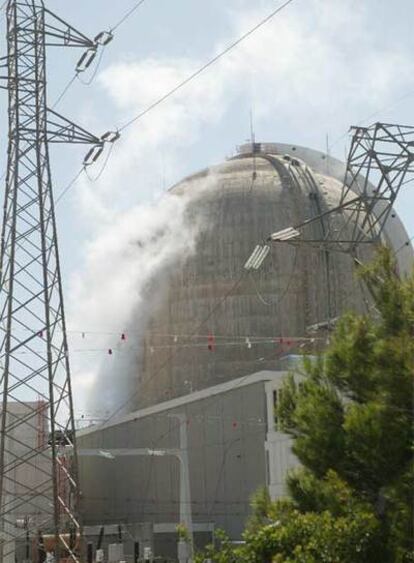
(44, 0, 414, 248)
(1, 0, 413, 414)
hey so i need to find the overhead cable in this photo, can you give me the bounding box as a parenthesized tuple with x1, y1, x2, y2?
(55, 0, 297, 202)
(52, 0, 148, 109)
(102, 273, 247, 423)
(118, 0, 296, 133)
(55, 168, 85, 204)
(328, 85, 414, 151)
(110, 0, 148, 33)
(52, 74, 77, 109)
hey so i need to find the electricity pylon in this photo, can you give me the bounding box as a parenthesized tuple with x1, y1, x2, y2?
(0, 1, 115, 561)
(269, 123, 414, 254)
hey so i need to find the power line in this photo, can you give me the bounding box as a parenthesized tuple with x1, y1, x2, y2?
(328, 85, 414, 151)
(110, 0, 148, 33)
(52, 74, 77, 109)
(395, 235, 414, 256)
(101, 273, 248, 424)
(52, 1, 149, 109)
(118, 0, 296, 133)
(55, 168, 85, 204)
(54, 0, 297, 202)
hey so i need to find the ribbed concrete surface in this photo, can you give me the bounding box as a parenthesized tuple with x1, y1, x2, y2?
(134, 144, 412, 409)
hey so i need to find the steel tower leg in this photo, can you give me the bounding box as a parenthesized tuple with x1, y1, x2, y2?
(0, 1, 107, 561)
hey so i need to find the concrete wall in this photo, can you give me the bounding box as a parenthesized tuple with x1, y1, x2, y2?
(134, 146, 382, 410)
(77, 371, 296, 551)
(1, 402, 50, 563)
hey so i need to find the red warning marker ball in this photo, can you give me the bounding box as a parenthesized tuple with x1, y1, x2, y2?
(232, 421, 238, 429)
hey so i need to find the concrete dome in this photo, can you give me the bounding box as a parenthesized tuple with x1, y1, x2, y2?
(135, 143, 413, 409)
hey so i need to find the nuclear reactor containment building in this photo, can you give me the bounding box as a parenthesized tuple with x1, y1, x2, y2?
(77, 141, 412, 558)
(136, 142, 412, 409)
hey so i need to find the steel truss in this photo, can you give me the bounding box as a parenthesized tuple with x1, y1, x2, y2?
(270, 123, 414, 255)
(0, 1, 112, 561)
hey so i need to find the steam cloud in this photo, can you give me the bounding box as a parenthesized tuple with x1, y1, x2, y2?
(66, 0, 413, 419)
(67, 191, 202, 418)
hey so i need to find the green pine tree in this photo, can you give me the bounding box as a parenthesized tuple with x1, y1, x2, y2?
(197, 248, 414, 562)
(275, 247, 414, 562)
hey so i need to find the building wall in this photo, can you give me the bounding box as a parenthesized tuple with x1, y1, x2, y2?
(1, 402, 50, 563)
(77, 372, 296, 548)
(135, 143, 407, 410)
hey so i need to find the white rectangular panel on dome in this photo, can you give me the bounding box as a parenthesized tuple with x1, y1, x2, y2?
(244, 245, 263, 270)
(252, 245, 270, 270)
(270, 227, 300, 241)
(244, 244, 270, 270)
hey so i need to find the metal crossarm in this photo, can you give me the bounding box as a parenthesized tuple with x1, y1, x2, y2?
(269, 122, 414, 255)
(43, 9, 95, 48)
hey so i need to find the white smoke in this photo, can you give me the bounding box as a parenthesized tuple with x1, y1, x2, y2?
(67, 0, 414, 418)
(68, 190, 203, 416)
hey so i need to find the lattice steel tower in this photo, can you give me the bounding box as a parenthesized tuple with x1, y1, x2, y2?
(0, 1, 110, 561)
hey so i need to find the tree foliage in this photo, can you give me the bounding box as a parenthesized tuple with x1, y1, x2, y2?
(197, 248, 414, 562)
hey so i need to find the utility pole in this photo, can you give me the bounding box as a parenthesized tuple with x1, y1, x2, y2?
(0, 1, 116, 561)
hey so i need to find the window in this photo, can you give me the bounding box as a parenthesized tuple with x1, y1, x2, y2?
(273, 388, 284, 430)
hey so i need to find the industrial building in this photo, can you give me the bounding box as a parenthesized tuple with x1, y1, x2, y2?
(78, 369, 297, 559)
(76, 142, 413, 560)
(0, 2, 411, 561)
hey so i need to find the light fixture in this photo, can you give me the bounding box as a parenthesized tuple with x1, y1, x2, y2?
(244, 244, 270, 271)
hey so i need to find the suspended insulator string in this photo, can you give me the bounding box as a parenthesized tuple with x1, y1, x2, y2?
(76, 47, 106, 87)
(54, 0, 296, 202)
(52, 0, 148, 109)
(83, 142, 115, 182)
